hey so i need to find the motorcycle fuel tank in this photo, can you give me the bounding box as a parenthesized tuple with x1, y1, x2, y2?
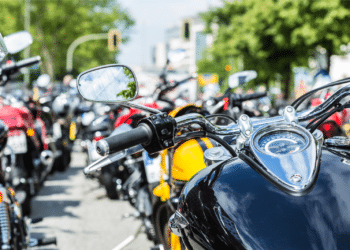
(178, 150, 350, 250)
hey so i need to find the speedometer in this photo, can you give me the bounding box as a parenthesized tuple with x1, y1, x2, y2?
(257, 131, 307, 155)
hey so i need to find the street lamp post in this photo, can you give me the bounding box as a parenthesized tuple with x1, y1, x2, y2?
(66, 33, 108, 73)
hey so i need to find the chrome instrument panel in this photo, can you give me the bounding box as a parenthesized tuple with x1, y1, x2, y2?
(249, 123, 322, 196)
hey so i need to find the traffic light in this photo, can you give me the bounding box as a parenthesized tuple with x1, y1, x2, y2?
(182, 19, 191, 41)
(108, 29, 120, 52)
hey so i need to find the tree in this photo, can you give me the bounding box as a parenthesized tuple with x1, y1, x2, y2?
(116, 67, 136, 99)
(198, 0, 350, 99)
(0, 0, 135, 81)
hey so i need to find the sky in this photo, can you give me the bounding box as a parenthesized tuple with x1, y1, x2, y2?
(117, 0, 222, 67)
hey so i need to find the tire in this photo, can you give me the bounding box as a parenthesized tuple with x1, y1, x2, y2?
(103, 172, 119, 199)
(11, 155, 32, 216)
(17, 186, 31, 216)
(54, 146, 71, 172)
(154, 203, 173, 249)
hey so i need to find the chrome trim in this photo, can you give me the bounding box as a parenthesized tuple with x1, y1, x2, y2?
(0, 188, 10, 249)
(174, 109, 316, 136)
(96, 139, 109, 156)
(83, 144, 143, 174)
(283, 106, 298, 124)
(168, 211, 189, 237)
(119, 102, 161, 114)
(249, 123, 320, 196)
(204, 147, 230, 166)
(236, 115, 253, 150)
(325, 136, 350, 147)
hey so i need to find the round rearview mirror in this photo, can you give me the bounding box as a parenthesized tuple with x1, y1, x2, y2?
(4, 31, 33, 54)
(228, 70, 257, 88)
(0, 34, 8, 62)
(37, 74, 51, 88)
(77, 65, 138, 103)
(167, 49, 186, 63)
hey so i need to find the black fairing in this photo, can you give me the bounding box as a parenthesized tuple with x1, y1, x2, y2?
(179, 149, 350, 250)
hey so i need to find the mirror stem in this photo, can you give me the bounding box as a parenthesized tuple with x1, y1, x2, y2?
(120, 102, 161, 114)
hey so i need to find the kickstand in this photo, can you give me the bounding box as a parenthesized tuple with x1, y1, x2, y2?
(111, 223, 144, 250)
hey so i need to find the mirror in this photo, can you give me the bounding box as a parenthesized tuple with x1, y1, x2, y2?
(0, 34, 8, 62)
(77, 65, 138, 103)
(4, 31, 33, 54)
(228, 70, 257, 88)
(167, 49, 186, 63)
(37, 74, 51, 88)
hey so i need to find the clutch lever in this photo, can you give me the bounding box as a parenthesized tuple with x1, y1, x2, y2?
(83, 144, 144, 175)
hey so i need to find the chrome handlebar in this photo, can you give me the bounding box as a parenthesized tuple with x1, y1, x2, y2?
(174, 108, 316, 136)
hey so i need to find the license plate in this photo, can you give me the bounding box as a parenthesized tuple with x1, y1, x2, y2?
(5, 131, 27, 155)
(88, 141, 102, 162)
(142, 151, 169, 184)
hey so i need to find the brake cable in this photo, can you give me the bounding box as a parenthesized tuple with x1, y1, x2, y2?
(308, 103, 350, 133)
(292, 77, 350, 109)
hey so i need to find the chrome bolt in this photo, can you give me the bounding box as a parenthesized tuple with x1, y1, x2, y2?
(290, 174, 302, 183)
(287, 107, 293, 113)
(241, 115, 248, 121)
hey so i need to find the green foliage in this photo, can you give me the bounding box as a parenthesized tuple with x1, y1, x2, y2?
(116, 67, 136, 99)
(0, 0, 135, 81)
(198, 0, 350, 98)
(116, 81, 136, 100)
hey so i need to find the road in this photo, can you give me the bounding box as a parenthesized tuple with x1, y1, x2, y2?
(29, 151, 153, 250)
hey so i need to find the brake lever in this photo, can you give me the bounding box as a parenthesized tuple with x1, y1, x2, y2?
(83, 144, 144, 174)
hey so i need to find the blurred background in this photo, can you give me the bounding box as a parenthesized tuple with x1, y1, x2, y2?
(1, 0, 350, 249)
(2, 0, 350, 100)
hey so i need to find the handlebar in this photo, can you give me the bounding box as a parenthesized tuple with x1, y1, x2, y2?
(96, 106, 317, 157)
(236, 91, 267, 102)
(1, 56, 41, 75)
(96, 124, 153, 156)
(214, 91, 267, 103)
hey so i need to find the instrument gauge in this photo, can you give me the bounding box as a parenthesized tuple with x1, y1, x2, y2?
(257, 131, 307, 155)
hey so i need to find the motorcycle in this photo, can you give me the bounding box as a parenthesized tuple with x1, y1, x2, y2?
(203, 70, 267, 125)
(0, 32, 56, 250)
(78, 64, 350, 249)
(0, 31, 54, 215)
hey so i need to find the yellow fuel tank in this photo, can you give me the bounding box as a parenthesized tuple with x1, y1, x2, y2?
(172, 137, 214, 181)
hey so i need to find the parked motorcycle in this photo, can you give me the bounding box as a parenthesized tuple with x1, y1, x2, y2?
(0, 31, 54, 215)
(0, 32, 56, 249)
(78, 64, 350, 249)
(203, 70, 267, 125)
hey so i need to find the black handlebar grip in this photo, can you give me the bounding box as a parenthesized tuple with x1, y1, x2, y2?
(237, 91, 267, 102)
(96, 124, 153, 156)
(16, 56, 41, 68)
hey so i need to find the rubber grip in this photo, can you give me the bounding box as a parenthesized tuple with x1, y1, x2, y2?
(16, 56, 41, 68)
(96, 124, 153, 156)
(237, 91, 267, 102)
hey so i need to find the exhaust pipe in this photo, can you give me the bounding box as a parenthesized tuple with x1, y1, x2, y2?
(40, 150, 54, 166)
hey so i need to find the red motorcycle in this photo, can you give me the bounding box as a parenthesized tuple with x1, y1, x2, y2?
(0, 54, 53, 215)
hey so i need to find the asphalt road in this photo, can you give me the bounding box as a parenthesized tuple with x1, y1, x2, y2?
(29, 151, 153, 250)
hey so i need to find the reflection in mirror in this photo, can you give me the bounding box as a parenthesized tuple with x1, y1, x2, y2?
(4, 31, 33, 54)
(0, 34, 8, 62)
(167, 48, 186, 63)
(77, 65, 138, 103)
(228, 70, 257, 88)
